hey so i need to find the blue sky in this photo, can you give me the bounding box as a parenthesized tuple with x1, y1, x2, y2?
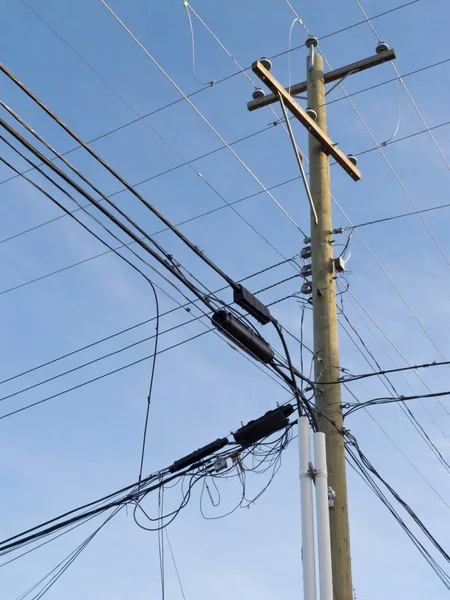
(1, 0, 450, 598)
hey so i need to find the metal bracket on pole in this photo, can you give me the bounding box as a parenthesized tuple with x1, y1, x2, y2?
(324, 69, 357, 96)
(277, 92, 318, 225)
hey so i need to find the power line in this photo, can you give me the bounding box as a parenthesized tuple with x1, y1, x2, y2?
(0, 256, 301, 387)
(320, 57, 450, 270)
(2, 52, 447, 200)
(340, 359, 450, 383)
(337, 302, 450, 475)
(2, 67, 449, 254)
(345, 390, 450, 416)
(0, 276, 301, 410)
(1, 129, 312, 406)
(20, 1, 290, 264)
(273, 0, 422, 59)
(97, 0, 307, 237)
(0, 97, 240, 294)
(352, 0, 450, 172)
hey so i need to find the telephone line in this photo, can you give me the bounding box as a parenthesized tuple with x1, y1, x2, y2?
(0, 256, 300, 387)
(0, 277, 302, 405)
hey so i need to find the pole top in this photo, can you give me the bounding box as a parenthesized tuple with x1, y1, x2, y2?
(305, 36, 319, 48)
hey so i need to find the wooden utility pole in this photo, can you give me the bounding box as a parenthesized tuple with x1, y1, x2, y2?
(249, 40, 396, 600)
(306, 45, 352, 600)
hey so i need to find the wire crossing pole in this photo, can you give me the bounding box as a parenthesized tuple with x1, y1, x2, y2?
(307, 47, 352, 600)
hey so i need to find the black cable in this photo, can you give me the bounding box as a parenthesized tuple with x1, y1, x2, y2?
(337, 308, 450, 474)
(346, 446, 450, 590)
(0, 269, 308, 412)
(0, 77, 239, 290)
(339, 360, 450, 384)
(346, 432, 450, 565)
(345, 390, 450, 416)
(0, 329, 212, 422)
(19, 507, 123, 600)
(0, 418, 295, 555)
(1, 125, 312, 400)
(137, 283, 160, 485)
(0, 121, 215, 310)
(272, 321, 305, 417)
(0, 259, 300, 393)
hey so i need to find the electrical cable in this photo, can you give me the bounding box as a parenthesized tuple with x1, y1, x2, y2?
(21, 2, 292, 266)
(272, 1, 422, 59)
(183, 0, 212, 86)
(0, 268, 309, 412)
(0, 256, 302, 388)
(345, 432, 450, 566)
(1, 141, 312, 407)
(345, 446, 450, 590)
(339, 359, 450, 383)
(345, 390, 450, 416)
(352, 0, 450, 171)
(0, 99, 240, 295)
(0, 413, 296, 556)
(336, 302, 450, 473)
(165, 529, 187, 600)
(97, 0, 307, 237)
(0, 121, 215, 311)
(3, 108, 450, 258)
(15, 506, 123, 600)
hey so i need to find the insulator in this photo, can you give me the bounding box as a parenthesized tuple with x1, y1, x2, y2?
(260, 57, 272, 71)
(252, 88, 265, 100)
(347, 154, 358, 166)
(305, 107, 318, 121)
(376, 42, 389, 54)
(305, 36, 319, 48)
(301, 282, 313, 295)
(301, 246, 312, 259)
(301, 264, 312, 277)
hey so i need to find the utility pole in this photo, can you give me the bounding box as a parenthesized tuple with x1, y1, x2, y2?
(248, 39, 396, 600)
(306, 42, 352, 600)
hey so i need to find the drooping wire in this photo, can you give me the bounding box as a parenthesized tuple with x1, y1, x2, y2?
(137, 286, 160, 484)
(97, 0, 307, 237)
(183, 1, 213, 86)
(381, 78, 401, 146)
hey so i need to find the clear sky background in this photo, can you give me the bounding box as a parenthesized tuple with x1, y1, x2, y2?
(1, 0, 450, 598)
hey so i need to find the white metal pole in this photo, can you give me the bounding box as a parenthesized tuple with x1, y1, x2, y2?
(313, 432, 333, 600)
(298, 416, 317, 600)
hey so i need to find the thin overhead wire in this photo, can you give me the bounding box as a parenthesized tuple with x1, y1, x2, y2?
(341, 359, 450, 383)
(347, 289, 450, 419)
(0, 275, 302, 409)
(353, 0, 450, 171)
(0, 256, 303, 387)
(20, 1, 290, 264)
(165, 530, 187, 600)
(380, 78, 401, 145)
(183, 0, 213, 86)
(271, 0, 422, 60)
(98, 0, 307, 237)
(321, 55, 450, 269)
(338, 305, 450, 476)
(0, 131, 310, 403)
